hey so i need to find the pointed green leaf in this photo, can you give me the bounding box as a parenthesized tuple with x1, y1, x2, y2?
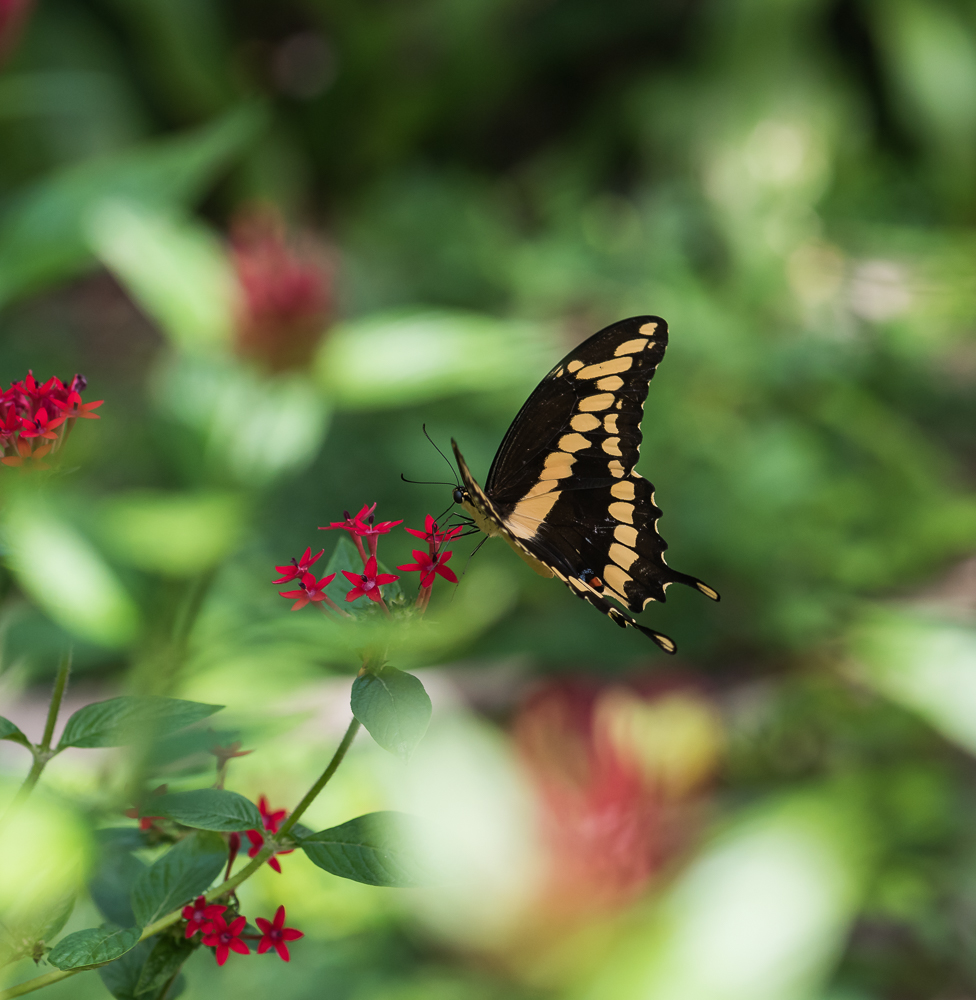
(352, 665, 431, 759)
(0, 104, 265, 307)
(135, 936, 195, 996)
(58, 697, 222, 750)
(153, 789, 261, 832)
(98, 940, 153, 1000)
(5, 502, 141, 648)
(89, 832, 148, 929)
(48, 925, 142, 970)
(0, 716, 29, 749)
(0, 893, 75, 968)
(299, 811, 428, 887)
(131, 831, 226, 927)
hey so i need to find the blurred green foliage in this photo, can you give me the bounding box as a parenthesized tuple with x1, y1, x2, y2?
(4, 0, 976, 998)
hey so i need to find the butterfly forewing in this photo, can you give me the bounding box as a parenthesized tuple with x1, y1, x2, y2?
(485, 316, 666, 502)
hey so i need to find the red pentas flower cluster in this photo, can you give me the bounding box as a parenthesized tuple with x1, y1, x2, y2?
(178, 790, 303, 967)
(182, 897, 303, 966)
(0, 372, 102, 468)
(399, 514, 462, 613)
(274, 503, 463, 616)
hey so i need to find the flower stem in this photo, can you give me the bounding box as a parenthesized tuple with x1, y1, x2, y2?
(0, 712, 362, 999)
(4, 649, 71, 814)
(319, 596, 353, 619)
(39, 649, 71, 753)
(414, 585, 432, 615)
(278, 715, 360, 839)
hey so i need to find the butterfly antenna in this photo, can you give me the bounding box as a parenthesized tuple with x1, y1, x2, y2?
(400, 474, 457, 487)
(423, 424, 460, 488)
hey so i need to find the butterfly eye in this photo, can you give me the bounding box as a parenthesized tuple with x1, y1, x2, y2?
(453, 488, 466, 504)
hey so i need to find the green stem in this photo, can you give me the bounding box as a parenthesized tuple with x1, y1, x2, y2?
(0, 713, 362, 999)
(4, 650, 72, 814)
(39, 650, 71, 753)
(278, 716, 360, 839)
(172, 568, 216, 663)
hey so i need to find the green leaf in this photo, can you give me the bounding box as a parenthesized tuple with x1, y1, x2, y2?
(134, 935, 195, 996)
(131, 831, 226, 927)
(352, 665, 431, 759)
(316, 309, 555, 408)
(48, 925, 142, 971)
(0, 104, 265, 308)
(58, 697, 222, 750)
(4, 501, 142, 649)
(153, 789, 262, 832)
(88, 204, 234, 357)
(0, 893, 75, 968)
(88, 844, 146, 927)
(0, 716, 29, 749)
(97, 490, 245, 577)
(98, 941, 153, 1000)
(145, 726, 241, 773)
(99, 940, 185, 1000)
(299, 811, 428, 887)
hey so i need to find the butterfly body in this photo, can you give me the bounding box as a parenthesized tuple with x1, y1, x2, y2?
(451, 315, 718, 654)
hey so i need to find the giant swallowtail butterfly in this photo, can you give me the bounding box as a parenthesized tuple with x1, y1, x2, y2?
(451, 315, 718, 653)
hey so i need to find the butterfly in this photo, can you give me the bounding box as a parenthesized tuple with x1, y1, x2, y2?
(450, 315, 718, 654)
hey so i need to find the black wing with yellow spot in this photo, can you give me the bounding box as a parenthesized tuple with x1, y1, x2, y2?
(458, 315, 718, 653)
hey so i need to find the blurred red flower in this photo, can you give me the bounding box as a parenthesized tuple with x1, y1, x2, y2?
(514, 678, 722, 920)
(0, 0, 32, 64)
(231, 207, 333, 372)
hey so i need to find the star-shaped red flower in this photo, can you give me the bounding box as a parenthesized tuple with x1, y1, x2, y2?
(255, 905, 304, 962)
(278, 570, 337, 611)
(18, 407, 65, 441)
(319, 503, 376, 533)
(258, 795, 287, 833)
(245, 827, 293, 873)
(342, 556, 399, 603)
(405, 515, 463, 551)
(202, 913, 249, 965)
(182, 896, 227, 939)
(354, 513, 404, 539)
(50, 390, 103, 420)
(397, 549, 458, 588)
(272, 546, 324, 584)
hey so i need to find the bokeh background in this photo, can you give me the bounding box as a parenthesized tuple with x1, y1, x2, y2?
(3, 0, 976, 998)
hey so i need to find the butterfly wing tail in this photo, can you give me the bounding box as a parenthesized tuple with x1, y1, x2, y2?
(567, 577, 677, 653)
(667, 570, 721, 602)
